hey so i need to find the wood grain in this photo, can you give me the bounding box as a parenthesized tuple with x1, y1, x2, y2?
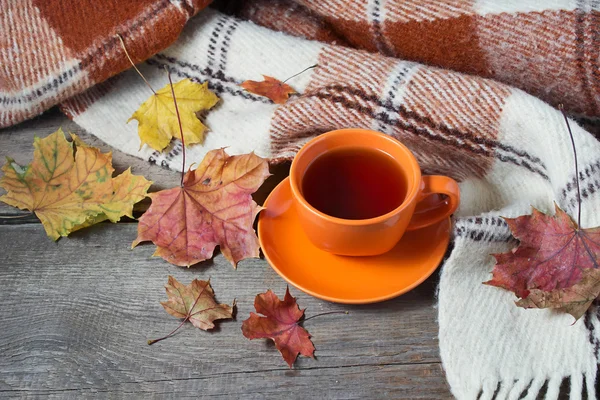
(0, 223, 450, 398)
(0, 109, 452, 398)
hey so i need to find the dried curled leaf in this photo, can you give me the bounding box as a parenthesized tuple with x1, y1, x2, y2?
(161, 276, 233, 329)
(149, 276, 234, 344)
(132, 149, 270, 267)
(485, 204, 600, 321)
(240, 75, 295, 104)
(242, 287, 315, 368)
(0, 129, 151, 240)
(128, 78, 219, 151)
(516, 268, 600, 320)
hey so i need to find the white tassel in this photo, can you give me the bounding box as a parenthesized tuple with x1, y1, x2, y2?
(543, 376, 563, 400)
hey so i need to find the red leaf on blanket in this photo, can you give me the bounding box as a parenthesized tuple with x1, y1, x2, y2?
(485, 204, 600, 301)
(240, 76, 296, 104)
(485, 109, 600, 321)
(132, 148, 270, 267)
(242, 287, 315, 368)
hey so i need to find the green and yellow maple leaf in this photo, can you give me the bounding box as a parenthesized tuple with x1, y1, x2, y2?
(0, 128, 152, 240)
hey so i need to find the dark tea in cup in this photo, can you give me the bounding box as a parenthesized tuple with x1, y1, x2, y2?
(290, 129, 459, 256)
(301, 147, 407, 220)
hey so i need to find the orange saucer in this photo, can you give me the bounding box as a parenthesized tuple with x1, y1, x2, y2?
(258, 178, 452, 304)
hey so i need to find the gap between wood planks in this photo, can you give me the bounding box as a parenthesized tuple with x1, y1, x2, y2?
(0, 359, 442, 389)
(0, 360, 445, 396)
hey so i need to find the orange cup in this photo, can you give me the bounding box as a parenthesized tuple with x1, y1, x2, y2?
(289, 129, 460, 256)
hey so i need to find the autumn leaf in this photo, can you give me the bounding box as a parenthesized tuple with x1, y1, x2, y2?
(132, 148, 270, 267)
(0, 129, 151, 240)
(483, 108, 600, 321)
(128, 78, 219, 151)
(485, 204, 600, 299)
(516, 268, 600, 320)
(148, 276, 234, 345)
(240, 75, 296, 104)
(242, 287, 315, 368)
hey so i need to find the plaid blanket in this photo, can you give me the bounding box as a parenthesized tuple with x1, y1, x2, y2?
(3, 1, 600, 398)
(2, 0, 599, 127)
(0, 0, 210, 127)
(240, 0, 600, 121)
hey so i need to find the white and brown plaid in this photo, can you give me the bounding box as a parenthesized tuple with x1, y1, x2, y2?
(241, 0, 600, 119)
(0, 0, 211, 127)
(2, 1, 600, 398)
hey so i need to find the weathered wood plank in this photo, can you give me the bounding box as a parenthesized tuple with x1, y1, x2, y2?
(0, 223, 451, 398)
(1, 108, 451, 397)
(0, 363, 449, 399)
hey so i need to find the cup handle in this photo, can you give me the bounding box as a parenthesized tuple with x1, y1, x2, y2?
(406, 175, 460, 231)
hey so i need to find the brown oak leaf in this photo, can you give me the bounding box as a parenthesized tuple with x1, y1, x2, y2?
(240, 76, 296, 104)
(149, 276, 234, 344)
(132, 148, 270, 267)
(242, 287, 315, 368)
(485, 204, 600, 320)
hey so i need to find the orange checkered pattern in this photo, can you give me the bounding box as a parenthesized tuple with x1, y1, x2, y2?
(0, 0, 211, 127)
(239, 0, 600, 119)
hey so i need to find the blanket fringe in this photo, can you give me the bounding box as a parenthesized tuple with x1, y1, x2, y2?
(473, 373, 597, 400)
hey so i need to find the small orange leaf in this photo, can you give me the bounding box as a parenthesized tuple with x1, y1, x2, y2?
(240, 75, 296, 104)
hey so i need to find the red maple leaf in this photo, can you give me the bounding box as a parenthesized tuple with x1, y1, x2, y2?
(484, 107, 600, 321)
(486, 204, 600, 297)
(242, 288, 315, 368)
(132, 148, 270, 267)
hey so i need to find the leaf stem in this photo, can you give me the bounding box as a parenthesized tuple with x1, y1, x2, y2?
(167, 71, 186, 186)
(147, 317, 188, 345)
(148, 281, 210, 345)
(117, 34, 156, 95)
(282, 64, 318, 84)
(0, 213, 33, 219)
(559, 105, 581, 228)
(302, 310, 348, 323)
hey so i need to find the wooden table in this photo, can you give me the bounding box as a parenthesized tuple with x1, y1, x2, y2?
(0, 110, 452, 398)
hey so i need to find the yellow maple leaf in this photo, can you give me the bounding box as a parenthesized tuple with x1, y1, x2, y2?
(128, 79, 219, 151)
(0, 129, 152, 240)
